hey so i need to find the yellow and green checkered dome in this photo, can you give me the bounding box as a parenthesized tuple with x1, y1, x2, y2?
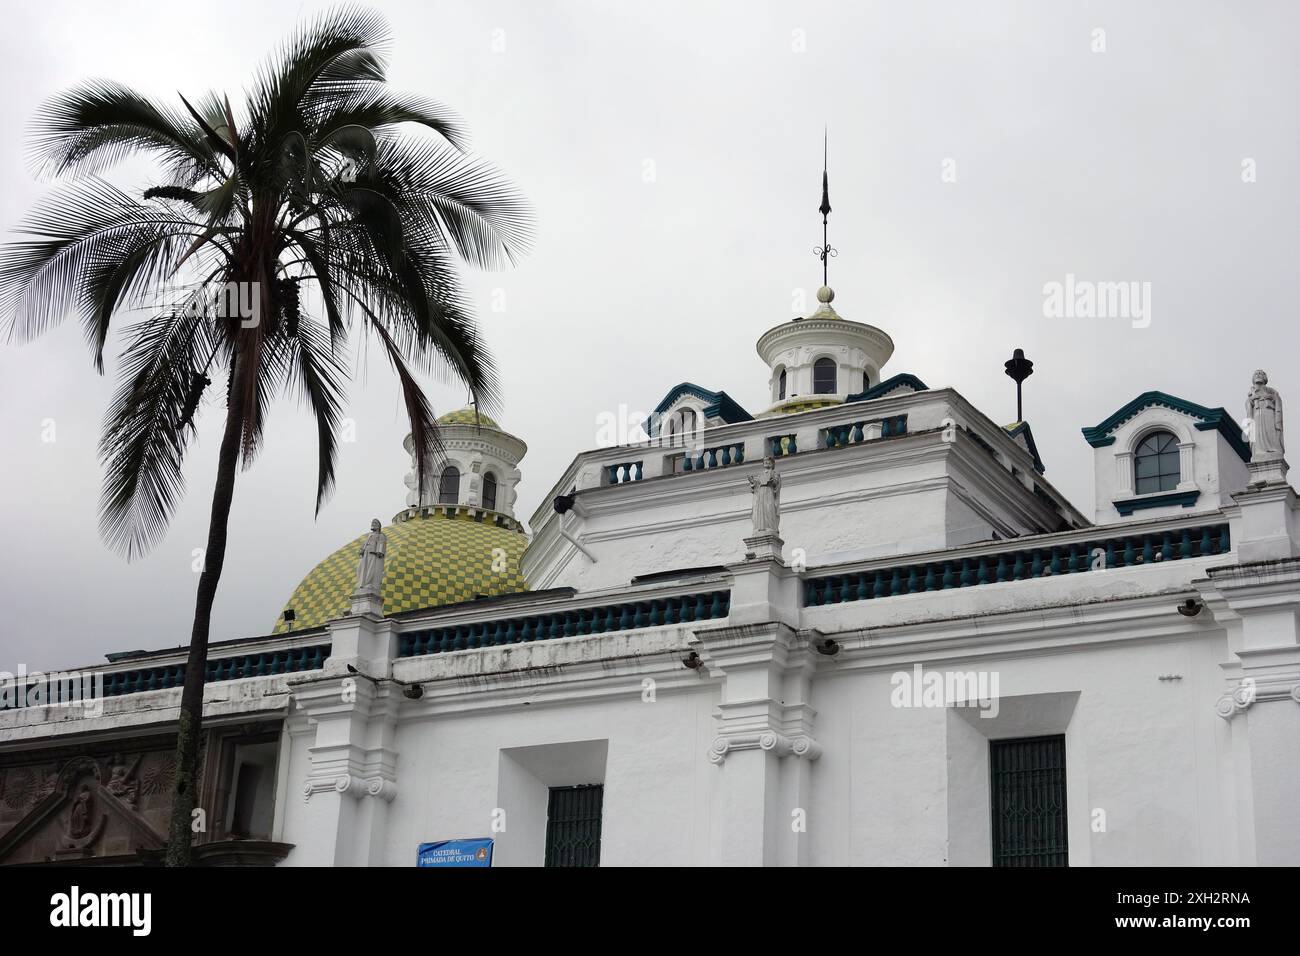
(272, 510, 528, 633)
(436, 407, 500, 428)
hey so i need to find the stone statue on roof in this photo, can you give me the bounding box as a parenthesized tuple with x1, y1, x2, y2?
(1247, 370, 1284, 461)
(355, 519, 387, 597)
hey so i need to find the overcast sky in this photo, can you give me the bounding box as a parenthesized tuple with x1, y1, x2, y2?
(1, 0, 1297, 671)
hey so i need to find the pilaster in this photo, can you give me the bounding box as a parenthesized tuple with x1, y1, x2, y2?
(696, 556, 820, 866)
(1199, 551, 1300, 865)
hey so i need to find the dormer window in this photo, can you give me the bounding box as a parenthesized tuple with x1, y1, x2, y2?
(813, 358, 837, 395)
(1135, 431, 1179, 494)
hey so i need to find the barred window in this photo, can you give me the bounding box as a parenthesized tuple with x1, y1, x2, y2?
(991, 735, 1068, 867)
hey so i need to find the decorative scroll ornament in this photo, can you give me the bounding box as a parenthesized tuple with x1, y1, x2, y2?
(709, 731, 821, 764)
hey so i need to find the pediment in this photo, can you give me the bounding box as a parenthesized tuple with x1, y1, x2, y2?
(0, 756, 166, 865)
(1082, 390, 1249, 462)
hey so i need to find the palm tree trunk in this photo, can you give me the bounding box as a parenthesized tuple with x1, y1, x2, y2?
(164, 354, 246, 866)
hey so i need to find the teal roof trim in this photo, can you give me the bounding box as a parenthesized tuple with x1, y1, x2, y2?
(1114, 489, 1201, 516)
(645, 383, 753, 435)
(1081, 390, 1250, 463)
(845, 373, 929, 404)
(1004, 421, 1046, 474)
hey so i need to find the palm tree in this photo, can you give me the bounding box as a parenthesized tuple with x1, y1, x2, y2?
(0, 6, 531, 865)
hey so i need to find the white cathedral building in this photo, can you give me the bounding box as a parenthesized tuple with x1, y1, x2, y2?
(1, 261, 1298, 866)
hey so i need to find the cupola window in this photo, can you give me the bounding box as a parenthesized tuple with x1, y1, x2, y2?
(438, 466, 460, 504)
(1134, 431, 1180, 494)
(483, 472, 498, 511)
(813, 357, 837, 395)
(778, 368, 787, 400)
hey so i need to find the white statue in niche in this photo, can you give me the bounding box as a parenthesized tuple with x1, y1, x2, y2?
(748, 457, 781, 536)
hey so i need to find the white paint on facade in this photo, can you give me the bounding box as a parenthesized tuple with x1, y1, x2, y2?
(3, 286, 1298, 868)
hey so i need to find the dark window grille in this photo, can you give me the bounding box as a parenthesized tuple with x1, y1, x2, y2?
(813, 357, 837, 394)
(1135, 430, 1180, 494)
(544, 784, 603, 867)
(990, 735, 1068, 867)
(438, 466, 460, 503)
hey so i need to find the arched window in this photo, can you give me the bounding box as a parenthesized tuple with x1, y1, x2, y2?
(483, 472, 498, 511)
(438, 466, 460, 504)
(813, 357, 837, 395)
(665, 407, 696, 442)
(678, 408, 697, 437)
(777, 368, 787, 400)
(1134, 431, 1180, 494)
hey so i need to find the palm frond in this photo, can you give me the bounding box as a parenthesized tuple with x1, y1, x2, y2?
(28, 78, 218, 180)
(99, 301, 216, 558)
(372, 137, 532, 269)
(285, 318, 347, 512)
(0, 178, 209, 364)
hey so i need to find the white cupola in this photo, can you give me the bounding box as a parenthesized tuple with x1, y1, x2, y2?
(403, 407, 527, 522)
(756, 285, 895, 413)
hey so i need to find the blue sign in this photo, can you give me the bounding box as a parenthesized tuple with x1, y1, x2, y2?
(417, 838, 494, 867)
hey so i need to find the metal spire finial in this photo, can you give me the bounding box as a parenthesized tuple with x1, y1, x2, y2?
(813, 127, 836, 288)
(1004, 348, 1034, 423)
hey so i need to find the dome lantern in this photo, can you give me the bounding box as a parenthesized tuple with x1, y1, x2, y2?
(403, 407, 528, 520)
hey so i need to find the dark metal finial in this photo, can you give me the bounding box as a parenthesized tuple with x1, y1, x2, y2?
(1004, 348, 1034, 422)
(813, 128, 836, 287)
